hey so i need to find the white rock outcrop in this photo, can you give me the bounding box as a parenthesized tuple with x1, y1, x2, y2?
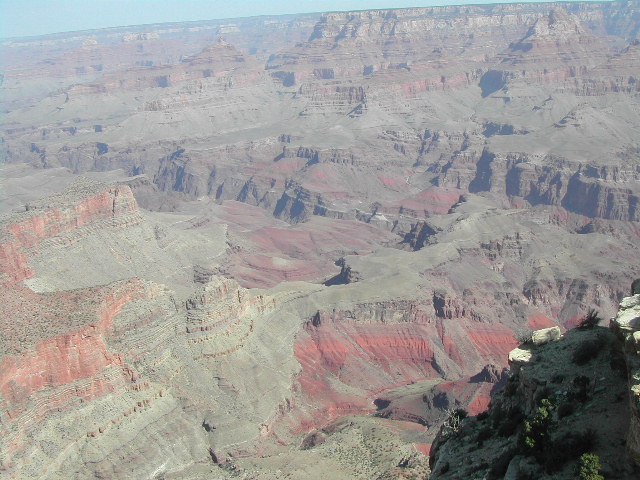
(612, 292, 640, 465)
(531, 326, 562, 346)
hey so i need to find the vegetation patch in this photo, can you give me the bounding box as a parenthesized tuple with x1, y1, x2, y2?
(577, 453, 604, 480)
(578, 308, 601, 329)
(572, 336, 605, 366)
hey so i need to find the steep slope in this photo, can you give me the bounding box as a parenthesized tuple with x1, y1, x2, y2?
(430, 314, 639, 479)
(480, 8, 611, 96)
(0, 180, 313, 478)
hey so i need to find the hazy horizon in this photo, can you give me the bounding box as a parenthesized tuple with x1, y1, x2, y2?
(0, 0, 611, 39)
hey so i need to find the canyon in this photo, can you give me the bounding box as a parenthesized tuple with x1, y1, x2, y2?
(1, 1, 640, 478)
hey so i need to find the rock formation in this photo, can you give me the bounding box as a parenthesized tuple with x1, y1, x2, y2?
(1, 1, 640, 478)
(430, 308, 640, 479)
(611, 289, 640, 466)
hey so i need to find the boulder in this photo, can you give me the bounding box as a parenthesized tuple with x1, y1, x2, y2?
(613, 301, 640, 333)
(621, 294, 640, 310)
(508, 347, 533, 367)
(531, 326, 562, 346)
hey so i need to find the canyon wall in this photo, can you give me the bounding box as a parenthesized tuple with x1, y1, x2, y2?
(4, 2, 640, 232)
(1, 1, 640, 478)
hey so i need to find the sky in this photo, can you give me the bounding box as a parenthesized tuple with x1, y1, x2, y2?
(0, 0, 597, 39)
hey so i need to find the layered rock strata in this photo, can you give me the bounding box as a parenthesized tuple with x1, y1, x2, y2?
(0, 178, 140, 285)
(4, 3, 640, 231)
(1, 2, 640, 478)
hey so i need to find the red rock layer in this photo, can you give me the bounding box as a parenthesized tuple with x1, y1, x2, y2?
(292, 305, 518, 432)
(0, 182, 138, 285)
(0, 280, 150, 413)
(0, 279, 165, 472)
(213, 202, 396, 288)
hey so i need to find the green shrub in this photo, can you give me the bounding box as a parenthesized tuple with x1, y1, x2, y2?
(577, 453, 604, 480)
(498, 407, 524, 437)
(520, 399, 555, 453)
(572, 338, 604, 365)
(578, 309, 601, 329)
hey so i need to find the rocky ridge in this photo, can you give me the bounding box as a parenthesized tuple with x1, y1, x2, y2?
(611, 288, 640, 465)
(429, 296, 640, 479)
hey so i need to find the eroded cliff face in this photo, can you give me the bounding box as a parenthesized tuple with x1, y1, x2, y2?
(0, 257, 301, 478)
(0, 279, 172, 477)
(0, 181, 297, 478)
(291, 300, 517, 436)
(450, 151, 640, 221)
(4, 3, 640, 232)
(0, 180, 140, 285)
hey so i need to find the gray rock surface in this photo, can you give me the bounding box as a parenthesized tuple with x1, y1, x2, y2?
(1, 1, 640, 478)
(612, 291, 640, 466)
